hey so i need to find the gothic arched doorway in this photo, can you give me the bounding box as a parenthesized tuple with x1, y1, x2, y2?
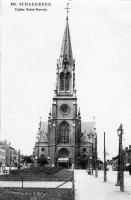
(57, 148, 70, 168)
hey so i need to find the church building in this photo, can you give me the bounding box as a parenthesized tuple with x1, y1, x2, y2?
(33, 13, 97, 169)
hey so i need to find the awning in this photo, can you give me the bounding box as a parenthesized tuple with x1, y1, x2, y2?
(58, 158, 69, 163)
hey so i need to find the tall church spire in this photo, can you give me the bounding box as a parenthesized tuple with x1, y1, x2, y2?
(55, 4, 76, 96)
(59, 6, 73, 68)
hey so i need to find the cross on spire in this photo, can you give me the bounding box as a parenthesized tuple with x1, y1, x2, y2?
(65, 3, 70, 20)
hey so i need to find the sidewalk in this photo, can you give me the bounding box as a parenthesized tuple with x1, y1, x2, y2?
(0, 180, 72, 188)
(74, 170, 131, 200)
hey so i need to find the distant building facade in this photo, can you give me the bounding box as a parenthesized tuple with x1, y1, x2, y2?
(112, 145, 131, 173)
(0, 140, 18, 167)
(9, 147, 18, 167)
(33, 121, 49, 166)
(0, 143, 6, 171)
(33, 16, 97, 168)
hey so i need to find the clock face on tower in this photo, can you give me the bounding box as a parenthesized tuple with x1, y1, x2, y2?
(60, 104, 70, 114)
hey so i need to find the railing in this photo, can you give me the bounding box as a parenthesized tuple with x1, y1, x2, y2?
(2, 166, 75, 199)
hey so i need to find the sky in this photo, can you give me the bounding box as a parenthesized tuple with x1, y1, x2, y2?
(1, 0, 131, 160)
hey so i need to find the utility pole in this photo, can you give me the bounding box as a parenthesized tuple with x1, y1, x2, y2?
(119, 124, 124, 192)
(104, 132, 107, 182)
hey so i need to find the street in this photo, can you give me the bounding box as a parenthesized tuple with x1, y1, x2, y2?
(74, 170, 131, 200)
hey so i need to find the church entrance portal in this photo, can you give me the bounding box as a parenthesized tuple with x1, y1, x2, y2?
(57, 148, 70, 168)
(79, 154, 88, 169)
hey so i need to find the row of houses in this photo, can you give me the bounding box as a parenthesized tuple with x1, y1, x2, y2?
(0, 140, 19, 172)
(112, 145, 131, 172)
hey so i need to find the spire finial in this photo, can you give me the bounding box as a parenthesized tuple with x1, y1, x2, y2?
(65, 3, 70, 21)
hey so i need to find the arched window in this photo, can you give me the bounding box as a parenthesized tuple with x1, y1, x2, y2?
(58, 121, 70, 144)
(41, 148, 45, 152)
(65, 72, 71, 91)
(60, 72, 64, 91)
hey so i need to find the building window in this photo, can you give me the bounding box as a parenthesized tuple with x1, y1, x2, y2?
(65, 72, 71, 91)
(41, 148, 45, 152)
(60, 72, 64, 91)
(60, 71, 71, 91)
(57, 121, 70, 144)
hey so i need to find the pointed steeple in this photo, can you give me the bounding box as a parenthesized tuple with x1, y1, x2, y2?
(54, 5, 76, 96)
(59, 18, 73, 68)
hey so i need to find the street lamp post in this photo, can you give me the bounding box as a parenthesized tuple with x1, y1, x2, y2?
(88, 132, 94, 175)
(116, 124, 124, 192)
(116, 136, 120, 186)
(104, 132, 107, 182)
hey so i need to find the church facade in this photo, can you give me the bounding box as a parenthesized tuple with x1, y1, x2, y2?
(33, 16, 97, 169)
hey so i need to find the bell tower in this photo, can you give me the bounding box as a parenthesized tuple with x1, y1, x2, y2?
(55, 17, 76, 97)
(48, 6, 81, 168)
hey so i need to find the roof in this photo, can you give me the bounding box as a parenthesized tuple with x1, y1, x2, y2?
(37, 121, 96, 144)
(81, 121, 96, 134)
(39, 121, 48, 132)
(81, 121, 96, 143)
(37, 121, 48, 143)
(59, 19, 73, 68)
